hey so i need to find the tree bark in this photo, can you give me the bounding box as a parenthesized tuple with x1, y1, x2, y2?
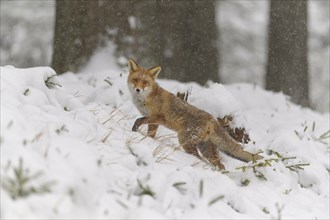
(266, 0, 309, 107)
(135, 0, 220, 85)
(100, 0, 136, 60)
(52, 0, 101, 74)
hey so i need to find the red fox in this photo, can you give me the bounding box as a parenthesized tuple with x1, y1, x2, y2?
(127, 59, 263, 170)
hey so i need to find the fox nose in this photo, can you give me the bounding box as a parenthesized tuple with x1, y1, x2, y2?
(135, 88, 141, 93)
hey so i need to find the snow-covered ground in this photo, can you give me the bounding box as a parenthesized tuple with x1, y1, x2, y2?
(1, 61, 329, 219)
(1, 0, 329, 112)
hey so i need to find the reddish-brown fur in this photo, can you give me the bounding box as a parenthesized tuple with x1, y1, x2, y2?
(128, 59, 263, 170)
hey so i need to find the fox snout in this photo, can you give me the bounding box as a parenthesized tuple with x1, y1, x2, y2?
(128, 82, 150, 96)
(130, 84, 144, 94)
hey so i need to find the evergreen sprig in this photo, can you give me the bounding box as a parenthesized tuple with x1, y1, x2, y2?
(136, 179, 155, 198)
(1, 158, 56, 199)
(236, 149, 310, 180)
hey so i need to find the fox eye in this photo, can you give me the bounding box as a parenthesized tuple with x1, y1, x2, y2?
(142, 80, 148, 85)
(133, 78, 138, 83)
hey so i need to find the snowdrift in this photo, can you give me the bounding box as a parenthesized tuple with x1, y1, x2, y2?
(1, 65, 329, 219)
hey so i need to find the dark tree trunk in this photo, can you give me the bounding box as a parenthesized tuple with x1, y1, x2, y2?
(172, 0, 219, 84)
(100, 0, 136, 60)
(52, 0, 101, 74)
(266, 0, 309, 107)
(135, 0, 220, 85)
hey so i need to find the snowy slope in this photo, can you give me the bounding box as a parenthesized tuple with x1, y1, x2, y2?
(1, 64, 329, 219)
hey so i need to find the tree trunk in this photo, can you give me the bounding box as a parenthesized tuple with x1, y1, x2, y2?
(100, 0, 136, 61)
(135, 0, 220, 85)
(266, 0, 309, 107)
(173, 0, 219, 84)
(52, 0, 101, 74)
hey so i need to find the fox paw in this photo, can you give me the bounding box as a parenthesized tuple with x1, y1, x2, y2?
(132, 117, 147, 132)
(132, 125, 138, 132)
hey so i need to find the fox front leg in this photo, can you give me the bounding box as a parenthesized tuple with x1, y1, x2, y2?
(132, 116, 163, 137)
(132, 117, 147, 132)
(147, 124, 159, 138)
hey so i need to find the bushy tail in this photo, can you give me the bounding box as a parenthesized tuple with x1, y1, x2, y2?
(210, 125, 263, 162)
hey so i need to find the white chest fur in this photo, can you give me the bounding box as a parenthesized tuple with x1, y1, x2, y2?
(132, 95, 150, 116)
(129, 86, 151, 116)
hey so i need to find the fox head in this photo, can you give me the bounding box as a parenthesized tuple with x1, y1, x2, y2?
(127, 59, 161, 97)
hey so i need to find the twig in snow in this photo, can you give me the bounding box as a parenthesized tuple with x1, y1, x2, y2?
(208, 195, 225, 206)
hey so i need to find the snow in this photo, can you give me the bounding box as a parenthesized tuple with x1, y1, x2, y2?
(1, 61, 329, 219)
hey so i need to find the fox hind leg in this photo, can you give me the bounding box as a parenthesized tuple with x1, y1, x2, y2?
(181, 142, 201, 159)
(197, 141, 225, 170)
(181, 140, 225, 170)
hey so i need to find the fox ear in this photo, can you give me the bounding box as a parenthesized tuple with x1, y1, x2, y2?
(148, 66, 161, 79)
(128, 59, 139, 72)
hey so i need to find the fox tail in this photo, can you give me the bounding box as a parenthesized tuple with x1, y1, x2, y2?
(210, 125, 263, 162)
